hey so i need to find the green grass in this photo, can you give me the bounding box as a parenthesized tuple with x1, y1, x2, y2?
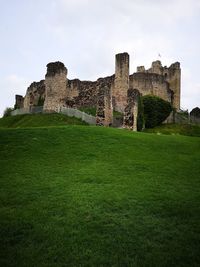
(144, 123, 200, 137)
(0, 125, 200, 267)
(0, 113, 87, 128)
(113, 110, 123, 118)
(79, 107, 96, 116)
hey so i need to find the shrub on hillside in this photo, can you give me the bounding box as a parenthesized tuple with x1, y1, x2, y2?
(190, 107, 200, 118)
(142, 95, 172, 128)
(3, 107, 14, 117)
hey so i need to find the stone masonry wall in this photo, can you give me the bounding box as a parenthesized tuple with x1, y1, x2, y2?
(66, 75, 115, 109)
(96, 78, 113, 126)
(136, 60, 180, 109)
(43, 62, 67, 112)
(66, 79, 98, 108)
(164, 62, 181, 110)
(123, 88, 140, 131)
(15, 95, 24, 109)
(130, 73, 172, 104)
(23, 80, 45, 109)
(67, 79, 80, 100)
(113, 53, 129, 112)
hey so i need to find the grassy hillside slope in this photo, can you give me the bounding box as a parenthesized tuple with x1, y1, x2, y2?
(0, 126, 200, 267)
(0, 113, 87, 128)
(144, 123, 200, 137)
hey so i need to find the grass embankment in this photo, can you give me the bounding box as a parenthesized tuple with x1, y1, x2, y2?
(144, 123, 200, 137)
(0, 125, 200, 267)
(0, 113, 87, 128)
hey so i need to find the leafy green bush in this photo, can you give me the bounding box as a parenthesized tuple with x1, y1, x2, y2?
(3, 107, 14, 117)
(190, 107, 200, 118)
(142, 95, 172, 128)
(113, 110, 123, 118)
(37, 96, 45, 106)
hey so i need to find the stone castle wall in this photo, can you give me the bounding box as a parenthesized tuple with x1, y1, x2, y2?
(165, 62, 181, 110)
(15, 95, 24, 109)
(123, 88, 140, 131)
(14, 52, 181, 130)
(130, 73, 172, 104)
(66, 79, 98, 108)
(136, 60, 181, 110)
(96, 78, 113, 126)
(23, 80, 45, 109)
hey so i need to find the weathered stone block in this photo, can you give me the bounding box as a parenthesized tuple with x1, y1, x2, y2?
(96, 78, 113, 126)
(123, 88, 140, 131)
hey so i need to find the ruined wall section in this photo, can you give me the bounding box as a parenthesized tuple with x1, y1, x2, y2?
(136, 60, 180, 109)
(43, 62, 67, 112)
(15, 95, 24, 109)
(148, 60, 163, 75)
(164, 62, 181, 110)
(96, 78, 113, 126)
(113, 53, 129, 112)
(23, 80, 45, 109)
(123, 88, 140, 131)
(130, 73, 172, 104)
(67, 79, 80, 100)
(66, 79, 98, 108)
(66, 75, 115, 109)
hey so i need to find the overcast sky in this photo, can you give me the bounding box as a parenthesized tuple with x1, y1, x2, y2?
(0, 0, 200, 116)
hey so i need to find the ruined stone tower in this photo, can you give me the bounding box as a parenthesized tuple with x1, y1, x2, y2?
(43, 62, 68, 112)
(131, 60, 181, 111)
(164, 62, 181, 110)
(15, 95, 24, 109)
(113, 53, 129, 112)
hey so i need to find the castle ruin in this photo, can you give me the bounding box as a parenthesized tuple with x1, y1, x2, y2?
(14, 52, 181, 130)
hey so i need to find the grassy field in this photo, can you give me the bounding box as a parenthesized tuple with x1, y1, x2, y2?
(0, 113, 87, 128)
(144, 123, 200, 137)
(0, 121, 200, 266)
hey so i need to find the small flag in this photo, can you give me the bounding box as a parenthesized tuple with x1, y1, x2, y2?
(158, 53, 161, 58)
